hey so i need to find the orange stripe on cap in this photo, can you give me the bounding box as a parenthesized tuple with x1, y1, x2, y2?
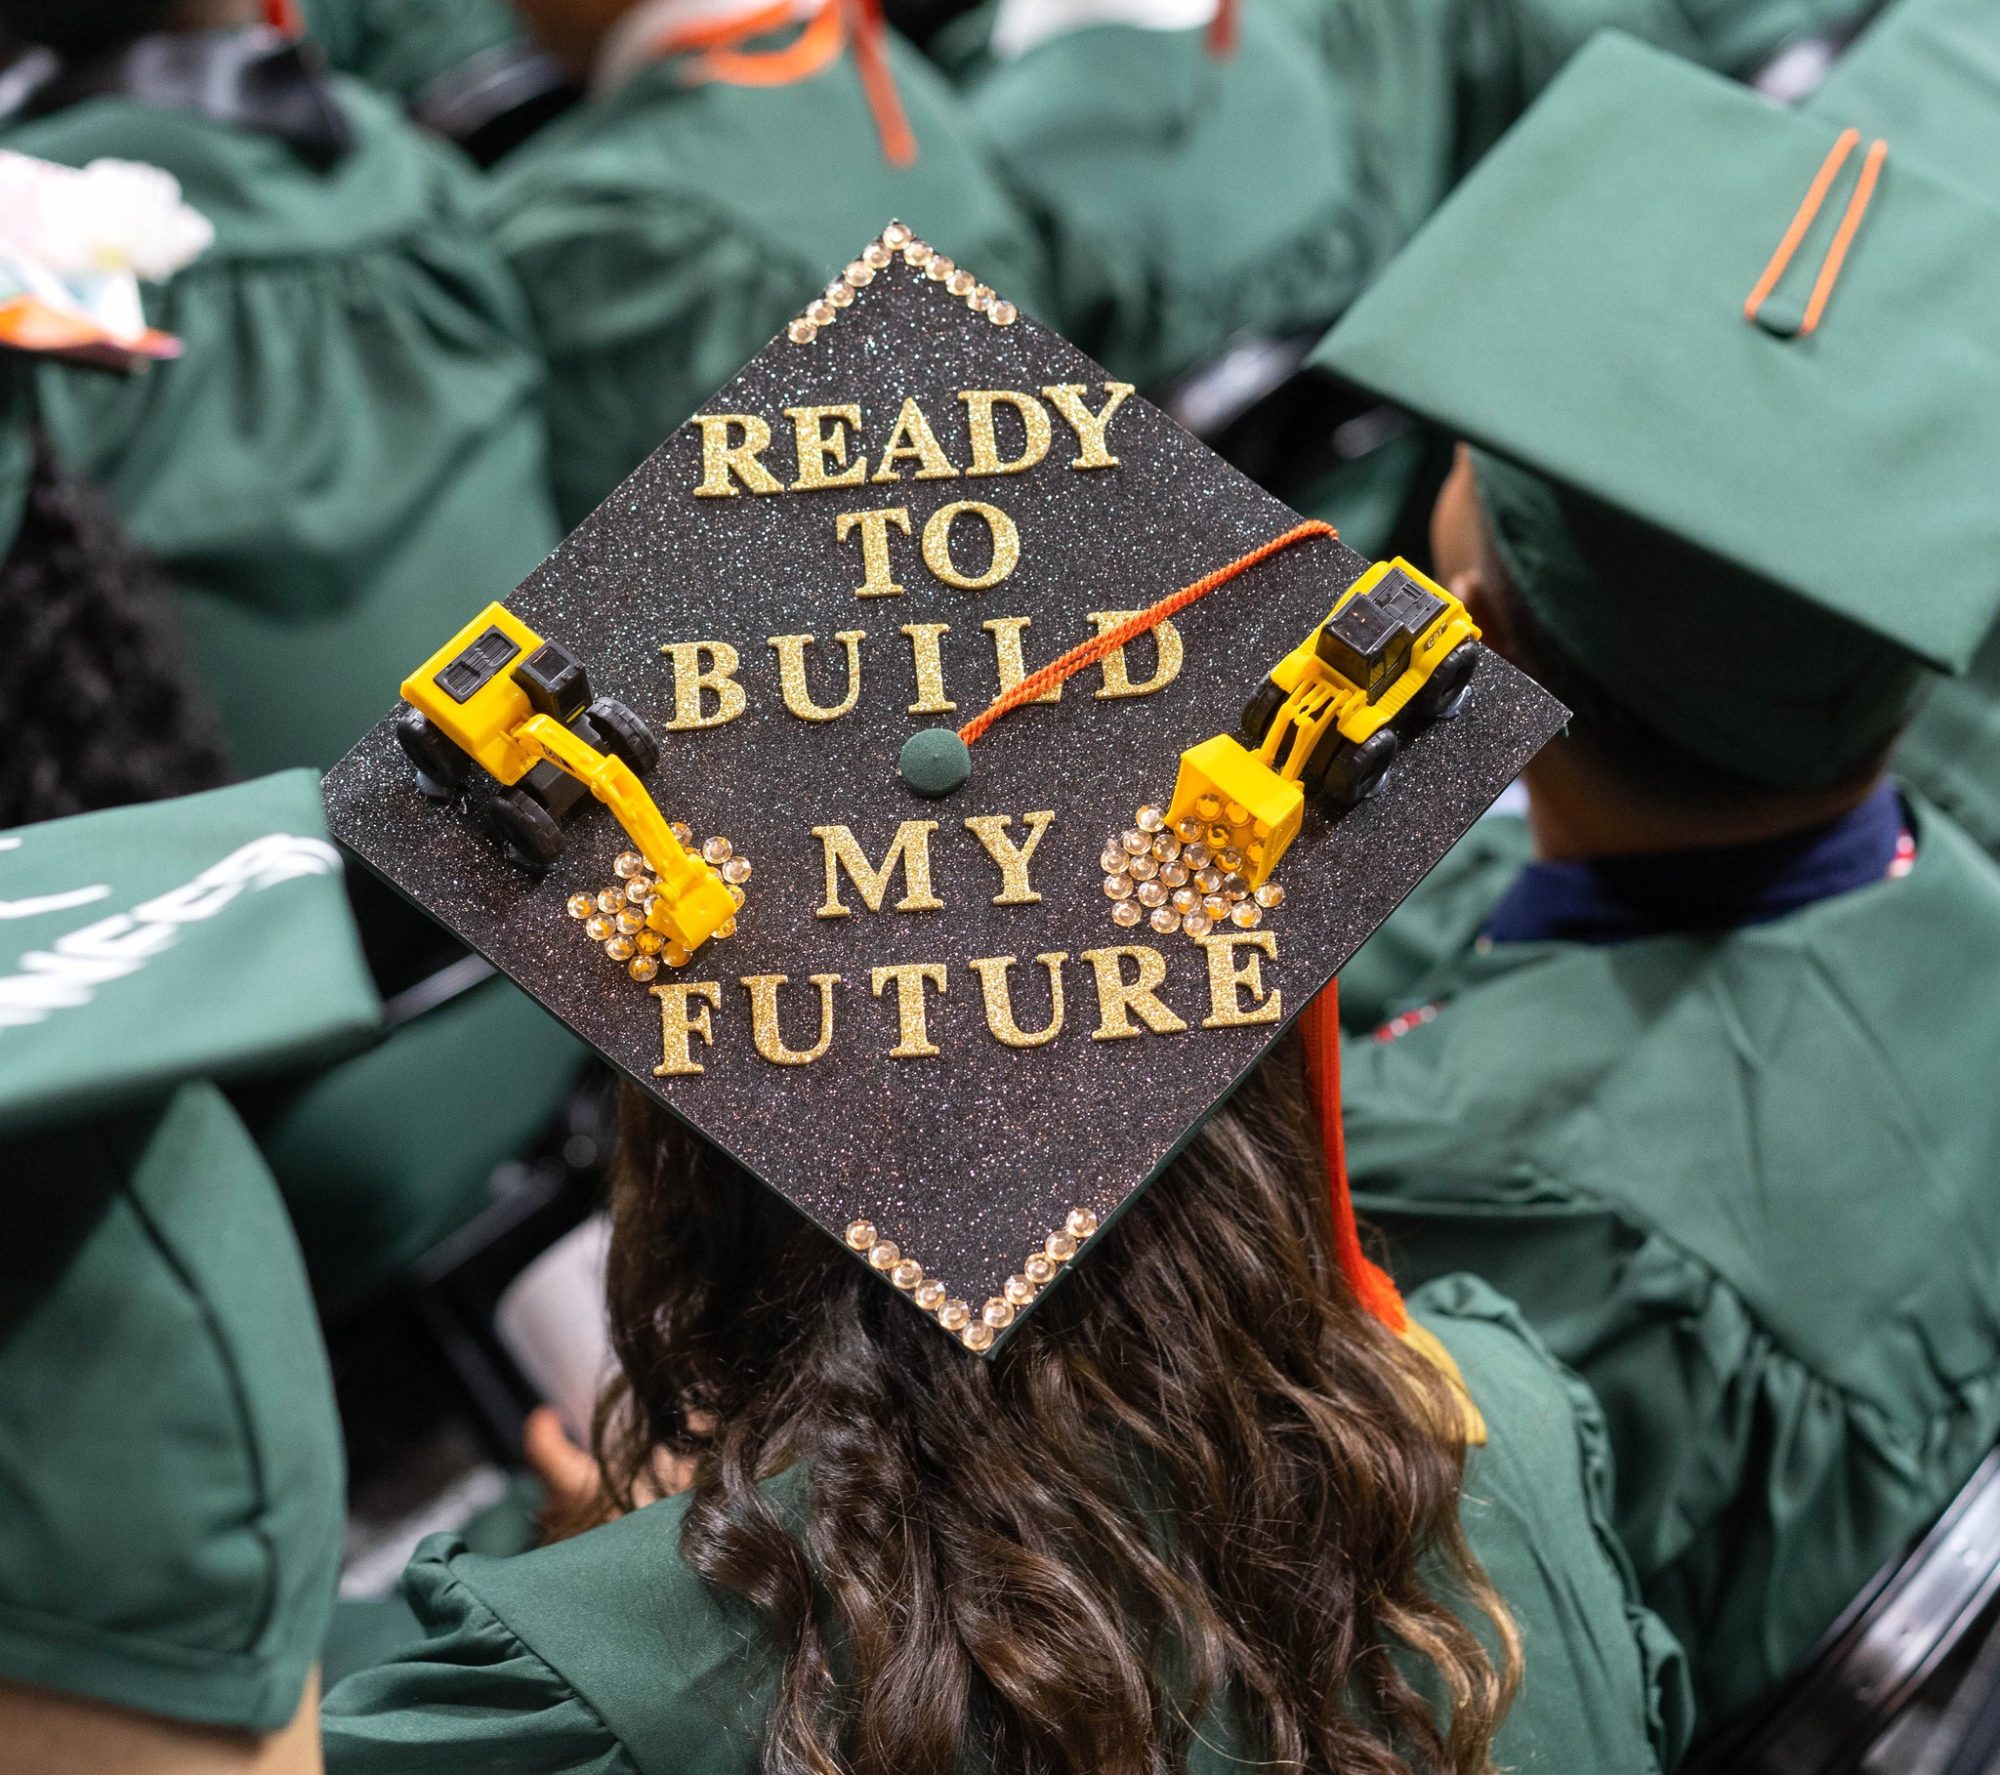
(1303, 981, 1406, 1332)
(1744, 127, 1888, 335)
(1801, 136, 1886, 336)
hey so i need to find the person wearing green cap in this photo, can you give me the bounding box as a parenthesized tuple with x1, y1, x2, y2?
(1315, 32, 2000, 1735)
(1794, 0, 2000, 863)
(0, 0, 561, 779)
(0, 773, 378, 1761)
(485, 0, 1049, 529)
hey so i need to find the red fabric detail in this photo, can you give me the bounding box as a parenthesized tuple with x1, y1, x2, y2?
(1303, 981, 1406, 1331)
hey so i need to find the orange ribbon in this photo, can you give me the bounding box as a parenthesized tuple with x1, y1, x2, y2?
(1744, 127, 1888, 338)
(1302, 981, 1407, 1332)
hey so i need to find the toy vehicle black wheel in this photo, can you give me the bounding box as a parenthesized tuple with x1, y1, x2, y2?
(1410, 641, 1478, 722)
(587, 696, 659, 776)
(1241, 678, 1285, 745)
(395, 707, 471, 799)
(1321, 729, 1399, 809)
(484, 786, 566, 871)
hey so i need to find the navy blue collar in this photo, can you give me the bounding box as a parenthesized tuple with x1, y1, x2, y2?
(1483, 780, 1910, 947)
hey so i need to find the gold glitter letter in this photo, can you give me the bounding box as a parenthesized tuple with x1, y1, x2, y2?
(812, 820, 944, 918)
(1041, 382, 1136, 470)
(983, 617, 1060, 705)
(872, 395, 960, 483)
(957, 390, 1052, 477)
(921, 500, 1020, 590)
(658, 640, 747, 731)
(969, 952, 1066, 1048)
(1078, 946, 1189, 1041)
(901, 622, 955, 713)
(963, 811, 1055, 906)
(834, 506, 911, 599)
(1086, 610, 1184, 699)
(1197, 933, 1282, 1029)
(871, 961, 948, 1058)
(693, 414, 784, 497)
(740, 972, 842, 1065)
(652, 980, 722, 1075)
(786, 404, 868, 490)
(768, 631, 865, 722)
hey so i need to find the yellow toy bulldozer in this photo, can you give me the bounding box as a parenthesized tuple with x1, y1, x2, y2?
(396, 603, 736, 955)
(1167, 559, 1480, 888)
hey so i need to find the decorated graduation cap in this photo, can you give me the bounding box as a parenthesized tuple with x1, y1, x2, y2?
(1314, 31, 2000, 789)
(323, 221, 1564, 1354)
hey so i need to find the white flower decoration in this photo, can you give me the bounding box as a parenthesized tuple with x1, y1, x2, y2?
(0, 151, 213, 282)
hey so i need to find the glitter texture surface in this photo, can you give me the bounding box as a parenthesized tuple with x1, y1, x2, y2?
(322, 233, 1567, 1352)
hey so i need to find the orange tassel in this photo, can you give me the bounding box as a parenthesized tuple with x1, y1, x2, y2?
(1205, 0, 1238, 58)
(1302, 982, 1407, 1332)
(263, 0, 302, 34)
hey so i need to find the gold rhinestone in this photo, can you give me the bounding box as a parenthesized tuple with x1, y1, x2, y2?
(716, 916, 737, 939)
(982, 1297, 1015, 1329)
(702, 836, 733, 865)
(1202, 894, 1229, 917)
(615, 908, 644, 935)
(1148, 906, 1181, 936)
(1161, 864, 1189, 889)
(1255, 882, 1286, 909)
(1231, 902, 1263, 929)
(721, 855, 752, 885)
(868, 1239, 900, 1270)
(626, 878, 653, 903)
(728, 885, 746, 909)
(1128, 854, 1159, 882)
(1184, 842, 1212, 868)
(1183, 910, 1214, 938)
(824, 281, 854, 308)
(947, 269, 976, 296)
(937, 1297, 971, 1331)
(1024, 1253, 1056, 1286)
(1110, 900, 1143, 927)
(1195, 794, 1222, 820)
(664, 941, 692, 967)
(1066, 1208, 1099, 1239)
(1002, 1274, 1036, 1305)
(968, 285, 993, 312)
(604, 936, 636, 962)
(925, 254, 955, 282)
(787, 318, 817, 345)
(1136, 804, 1165, 832)
(845, 1220, 877, 1251)
(614, 851, 645, 878)
(1100, 845, 1129, 874)
(597, 888, 623, 912)
(843, 259, 874, 287)
(1175, 815, 1204, 842)
(864, 240, 893, 268)
(1225, 802, 1251, 827)
(585, 914, 614, 941)
(989, 301, 1017, 326)
(1219, 847, 1246, 872)
(914, 1279, 946, 1311)
(628, 955, 660, 982)
(635, 929, 664, 954)
(902, 240, 933, 266)
(670, 821, 694, 846)
(890, 1259, 923, 1290)
(807, 299, 837, 327)
(566, 893, 594, 919)
(961, 1321, 996, 1352)
(882, 221, 912, 248)
(1207, 824, 1232, 849)
(1045, 1230, 1079, 1262)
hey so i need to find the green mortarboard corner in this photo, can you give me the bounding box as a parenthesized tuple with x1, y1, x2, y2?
(322, 221, 1565, 1355)
(0, 774, 378, 1730)
(1313, 31, 2000, 788)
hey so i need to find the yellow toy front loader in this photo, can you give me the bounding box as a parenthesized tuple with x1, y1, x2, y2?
(396, 603, 736, 956)
(1166, 559, 1480, 888)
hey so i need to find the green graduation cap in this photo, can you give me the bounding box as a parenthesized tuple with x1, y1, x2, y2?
(324, 221, 1565, 1355)
(1810, 0, 2000, 191)
(0, 773, 379, 1731)
(1313, 31, 2000, 788)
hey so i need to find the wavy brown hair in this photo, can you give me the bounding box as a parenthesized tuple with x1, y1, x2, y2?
(595, 1030, 1519, 1775)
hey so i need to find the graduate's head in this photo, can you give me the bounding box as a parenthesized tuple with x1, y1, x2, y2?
(1317, 36, 2000, 830)
(0, 2, 256, 57)
(589, 1043, 1516, 1775)
(0, 428, 229, 828)
(507, 0, 639, 77)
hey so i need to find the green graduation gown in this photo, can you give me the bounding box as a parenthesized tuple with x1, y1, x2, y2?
(0, 773, 377, 1731)
(318, 1274, 1691, 1773)
(301, 0, 526, 103)
(1, 67, 561, 777)
(485, 31, 1049, 527)
(1336, 796, 2000, 1731)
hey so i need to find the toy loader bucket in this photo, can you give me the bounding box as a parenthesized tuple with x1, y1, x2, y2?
(1165, 734, 1303, 889)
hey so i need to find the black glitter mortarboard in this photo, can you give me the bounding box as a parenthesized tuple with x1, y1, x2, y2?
(323, 222, 1565, 1353)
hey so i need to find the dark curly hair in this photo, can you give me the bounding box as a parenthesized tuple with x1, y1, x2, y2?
(590, 1032, 1520, 1775)
(0, 429, 230, 828)
(0, 1, 183, 57)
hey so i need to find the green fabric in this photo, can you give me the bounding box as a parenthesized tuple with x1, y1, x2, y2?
(318, 1274, 1689, 1773)
(1340, 793, 2000, 1731)
(1315, 34, 2000, 780)
(959, 11, 1377, 392)
(301, 0, 525, 102)
(1897, 636, 2000, 858)
(0, 1080, 344, 1732)
(3, 78, 561, 773)
(0, 392, 32, 558)
(0, 770, 379, 1139)
(485, 39, 1049, 526)
(256, 974, 587, 1316)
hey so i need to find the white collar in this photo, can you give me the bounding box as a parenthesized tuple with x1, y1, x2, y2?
(593, 0, 824, 95)
(989, 0, 1219, 61)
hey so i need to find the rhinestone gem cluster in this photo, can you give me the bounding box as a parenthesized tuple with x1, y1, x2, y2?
(1101, 803, 1285, 944)
(843, 1207, 1101, 1351)
(566, 837, 749, 982)
(787, 220, 1016, 347)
